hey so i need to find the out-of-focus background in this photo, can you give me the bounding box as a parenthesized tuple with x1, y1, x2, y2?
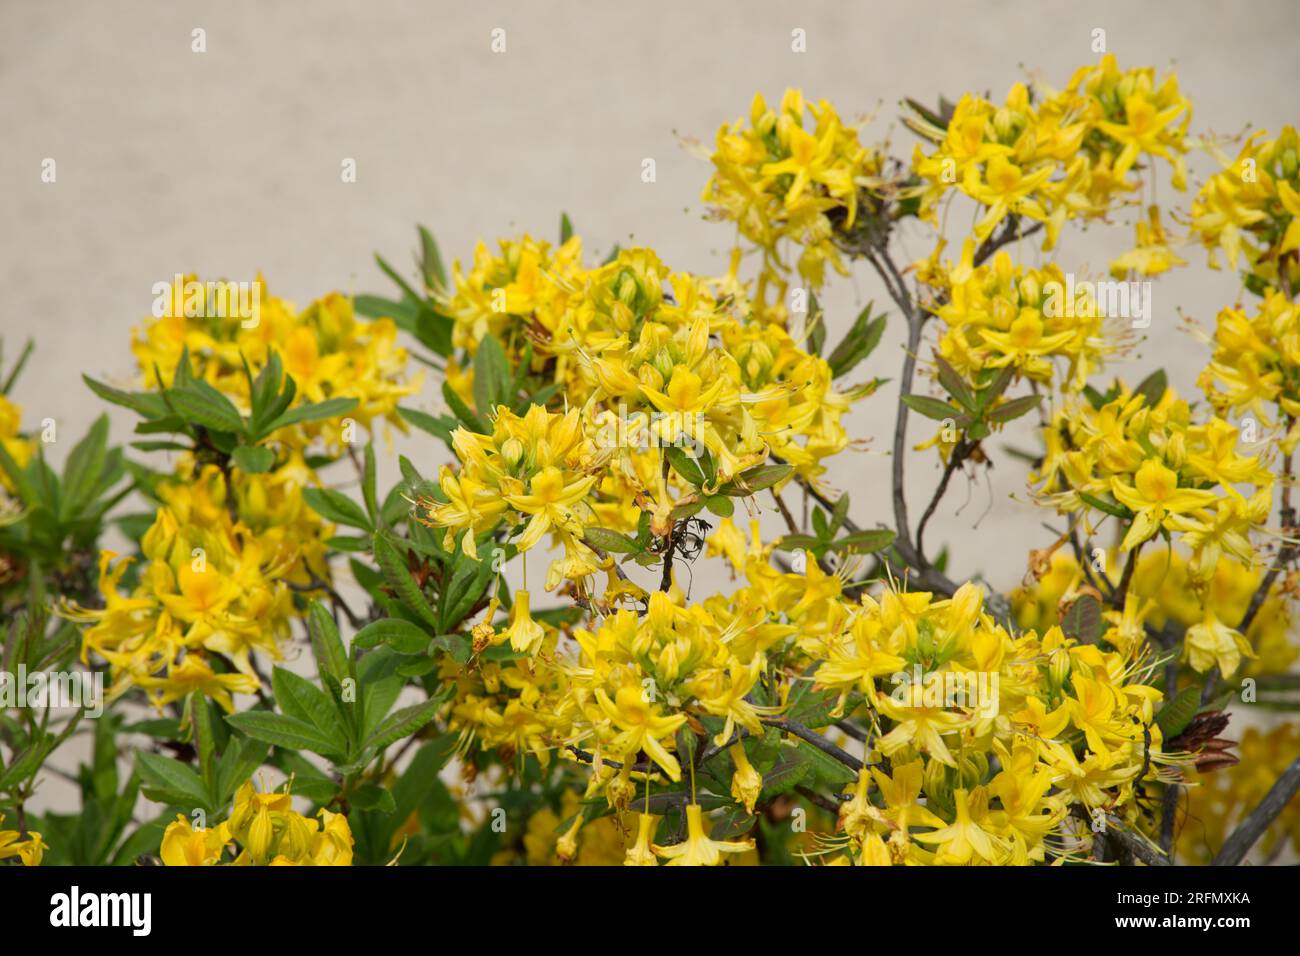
(3, 0, 1297, 814)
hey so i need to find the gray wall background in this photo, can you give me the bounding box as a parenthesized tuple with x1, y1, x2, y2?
(3, 0, 1297, 817)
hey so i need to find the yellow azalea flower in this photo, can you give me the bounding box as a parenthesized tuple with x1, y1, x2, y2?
(728, 744, 762, 814)
(653, 803, 754, 865)
(1110, 457, 1219, 550)
(503, 590, 546, 656)
(594, 684, 687, 781)
(160, 815, 232, 866)
(625, 813, 660, 866)
(912, 787, 1005, 865)
(0, 814, 47, 866)
(1183, 608, 1256, 677)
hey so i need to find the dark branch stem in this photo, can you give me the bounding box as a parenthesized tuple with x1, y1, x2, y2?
(1212, 756, 1300, 865)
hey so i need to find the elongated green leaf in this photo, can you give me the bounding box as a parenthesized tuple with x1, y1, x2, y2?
(136, 751, 211, 809)
(303, 487, 373, 531)
(263, 396, 358, 433)
(830, 529, 896, 554)
(351, 618, 431, 655)
(307, 601, 349, 686)
(271, 667, 348, 752)
(374, 534, 440, 629)
(225, 710, 340, 756)
(901, 394, 958, 422)
(364, 695, 444, 752)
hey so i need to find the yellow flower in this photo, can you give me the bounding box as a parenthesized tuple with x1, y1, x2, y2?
(1183, 608, 1256, 677)
(503, 590, 546, 656)
(0, 814, 47, 866)
(653, 803, 753, 866)
(160, 815, 232, 866)
(1111, 457, 1218, 551)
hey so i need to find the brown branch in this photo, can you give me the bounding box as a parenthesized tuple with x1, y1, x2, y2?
(1212, 756, 1300, 865)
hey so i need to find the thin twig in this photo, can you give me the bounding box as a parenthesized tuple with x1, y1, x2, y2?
(1212, 756, 1300, 865)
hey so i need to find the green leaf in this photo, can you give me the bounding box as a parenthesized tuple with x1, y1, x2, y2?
(398, 406, 455, 444)
(775, 533, 822, 552)
(352, 618, 431, 655)
(1155, 686, 1202, 738)
(349, 783, 397, 814)
(225, 710, 340, 756)
(1079, 492, 1134, 520)
(136, 752, 211, 809)
(472, 334, 512, 417)
(214, 738, 269, 803)
(437, 549, 494, 632)
(987, 394, 1042, 424)
(59, 414, 111, 519)
(82, 375, 169, 419)
(417, 225, 448, 293)
(830, 529, 897, 555)
(1061, 594, 1104, 643)
(262, 396, 359, 433)
(361, 442, 379, 526)
(364, 694, 445, 752)
(705, 495, 734, 517)
(303, 487, 373, 531)
(231, 444, 275, 474)
(936, 359, 977, 412)
(1134, 369, 1168, 408)
(374, 534, 441, 630)
(901, 394, 958, 422)
(718, 464, 793, 497)
(271, 667, 348, 754)
(826, 305, 886, 379)
(665, 446, 706, 487)
(442, 381, 489, 434)
(307, 601, 349, 686)
(167, 383, 244, 433)
(559, 212, 574, 243)
(187, 694, 218, 798)
(583, 527, 640, 554)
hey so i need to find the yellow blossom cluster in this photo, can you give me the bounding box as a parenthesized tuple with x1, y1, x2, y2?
(1033, 382, 1275, 585)
(161, 780, 353, 865)
(700, 89, 886, 299)
(1191, 126, 1300, 294)
(427, 242, 866, 594)
(135, 276, 422, 450)
(1015, 545, 1297, 682)
(1197, 289, 1300, 444)
(930, 247, 1126, 391)
(70, 461, 329, 710)
(909, 55, 1190, 254)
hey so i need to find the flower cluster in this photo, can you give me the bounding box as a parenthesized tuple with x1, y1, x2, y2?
(1191, 126, 1300, 294)
(70, 460, 327, 710)
(929, 247, 1126, 391)
(426, 242, 867, 595)
(1032, 382, 1274, 587)
(161, 780, 353, 866)
(909, 55, 1190, 254)
(135, 276, 422, 450)
(701, 89, 886, 297)
(1197, 289, 1300, 442)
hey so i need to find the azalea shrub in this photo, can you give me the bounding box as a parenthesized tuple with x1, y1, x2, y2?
(2, 54, 1298, 867)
